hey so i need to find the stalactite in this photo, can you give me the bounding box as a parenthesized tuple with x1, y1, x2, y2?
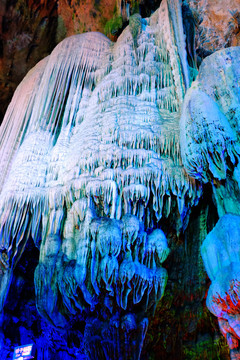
(0, 1, 199, 358)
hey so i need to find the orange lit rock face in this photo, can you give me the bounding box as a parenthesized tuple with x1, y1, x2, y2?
(188, 0, 240, 53)
(58, 0, 116, 37)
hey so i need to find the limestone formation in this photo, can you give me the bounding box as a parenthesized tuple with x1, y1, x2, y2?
(187, 0, 240, 58)
(201, 215, 240, 359)
(0, 0, 239, 359)
(0, 1, 201, 358)
(180, 46, 240, 359)
(180, 46, 240, 216)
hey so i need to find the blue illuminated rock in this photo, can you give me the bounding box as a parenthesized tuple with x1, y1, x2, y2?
(180, 46, 240, 216)
(201, 214, 240, 357)
(181, 46, 240, 359)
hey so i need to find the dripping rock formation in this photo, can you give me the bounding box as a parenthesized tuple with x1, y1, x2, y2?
(0, 0, 239, 359)
(181, 45, 240, 359)
(0, 0, 239, 124)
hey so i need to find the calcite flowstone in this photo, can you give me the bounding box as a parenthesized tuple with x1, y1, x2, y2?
(0, 1, 202, 358)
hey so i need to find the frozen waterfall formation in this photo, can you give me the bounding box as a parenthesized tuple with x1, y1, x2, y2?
(0, 0, 203, 358)
(181, 47, 240, 358)
(1, 0, 240, 356)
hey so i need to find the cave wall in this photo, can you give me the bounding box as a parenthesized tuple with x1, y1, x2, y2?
(187, 0, 240, 61)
